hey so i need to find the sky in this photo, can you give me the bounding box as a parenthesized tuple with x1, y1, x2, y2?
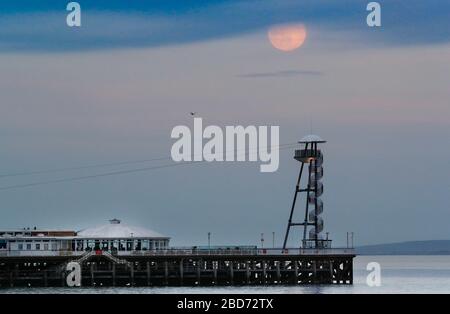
(0, 0, 449, 247)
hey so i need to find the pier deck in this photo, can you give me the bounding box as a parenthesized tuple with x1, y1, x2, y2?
(0, 248, 355, 287)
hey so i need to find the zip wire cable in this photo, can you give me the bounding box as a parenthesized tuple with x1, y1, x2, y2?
(0, 144, 298, 191)
(0, 142, 298, 179)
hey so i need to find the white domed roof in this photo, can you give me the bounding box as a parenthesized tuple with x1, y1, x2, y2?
(76, 219, 168, 239)
(299, 134, 326, 143)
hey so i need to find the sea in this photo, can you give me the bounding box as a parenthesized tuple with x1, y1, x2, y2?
(1, 256, 450, 294)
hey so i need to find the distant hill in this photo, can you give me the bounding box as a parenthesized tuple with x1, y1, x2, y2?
(356, 240, 450, 255)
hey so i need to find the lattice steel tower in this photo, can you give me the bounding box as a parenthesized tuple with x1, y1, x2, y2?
(283, 134, 331, 249)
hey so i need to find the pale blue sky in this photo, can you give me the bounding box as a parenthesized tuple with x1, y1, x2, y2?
(0, 1, 449, 247)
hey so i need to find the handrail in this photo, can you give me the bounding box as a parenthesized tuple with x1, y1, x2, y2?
(73, 250, 95, 264)
(125, 247, 355, 256)
(0, 247, 355, 257)
(295, 149, 322, 158)
(71, 250, 132, 267)
(102, 250, 132, 267)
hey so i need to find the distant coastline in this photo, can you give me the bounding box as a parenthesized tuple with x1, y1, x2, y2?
(357, 240, 450, 255)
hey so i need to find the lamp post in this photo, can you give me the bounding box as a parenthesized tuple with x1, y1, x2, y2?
(261, 233, 264, 249)
(272, 232, 275, 248)
(208, 232, 211, 249)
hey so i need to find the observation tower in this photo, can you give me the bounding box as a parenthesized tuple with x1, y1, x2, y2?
(283, 134, 329, 249)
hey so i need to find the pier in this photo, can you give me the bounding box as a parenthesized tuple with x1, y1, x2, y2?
(0, 136, 356, 288)
(0, 247, 354, 287)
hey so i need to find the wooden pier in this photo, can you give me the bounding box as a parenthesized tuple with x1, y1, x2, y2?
(0, 248, 354, 287)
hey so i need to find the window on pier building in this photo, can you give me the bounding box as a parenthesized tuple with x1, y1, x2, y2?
(35, 243, 40, 250)
(134, 240, 141, 251)
(87, 240, 95, 250)
(112, 240, 119, 251)
(126, 240, 133, 251)
(119, 240, 126, 251)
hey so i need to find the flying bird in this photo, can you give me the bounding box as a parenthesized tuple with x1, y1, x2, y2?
(190, 112, 197, 116)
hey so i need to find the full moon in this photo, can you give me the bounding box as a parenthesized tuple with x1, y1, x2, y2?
(268, 24, 307, 52)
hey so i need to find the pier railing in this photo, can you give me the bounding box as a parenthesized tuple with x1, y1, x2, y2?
(0, 247, 355, 257)
(124, 248, 355, 256)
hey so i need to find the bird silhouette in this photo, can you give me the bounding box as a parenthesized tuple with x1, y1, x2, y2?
(190, 112, 197, 116)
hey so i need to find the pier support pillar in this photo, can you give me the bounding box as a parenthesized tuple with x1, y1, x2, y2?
(196, 260, 201, 285)
(179, 259, 184, 286)
(43, 271, 48, 287)
(294, 260, 299, 284)
(213, 262, 217, 285)
(112, 263, 116, 287)
(329, 261, 333, 284)
(130, 264, 134, 286)
(146, 261, 151, 286)
(61, 266, 65, 287)
(349, 260, 353, 284)
(246, 262, 250, 284)
(164, 261, 169, 285)
(229, 261, 234, 285)
(312, 261, 317, 284)
(90, 263, 95, 286)
(276, 261, 281, 283)
(262, 261, 267, 284)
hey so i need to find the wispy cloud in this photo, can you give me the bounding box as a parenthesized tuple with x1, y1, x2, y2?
(0, 0, 449, 52)
(237, 70, 323, 78)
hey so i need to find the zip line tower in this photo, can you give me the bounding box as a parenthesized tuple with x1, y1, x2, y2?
(282, 134, 330, 249)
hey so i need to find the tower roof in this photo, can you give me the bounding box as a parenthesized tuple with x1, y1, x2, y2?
(299, 134, 326, 143)
(76, 219, 168, 239)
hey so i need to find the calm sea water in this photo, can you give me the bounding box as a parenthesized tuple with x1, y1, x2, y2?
(2, 256, 450, 294)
